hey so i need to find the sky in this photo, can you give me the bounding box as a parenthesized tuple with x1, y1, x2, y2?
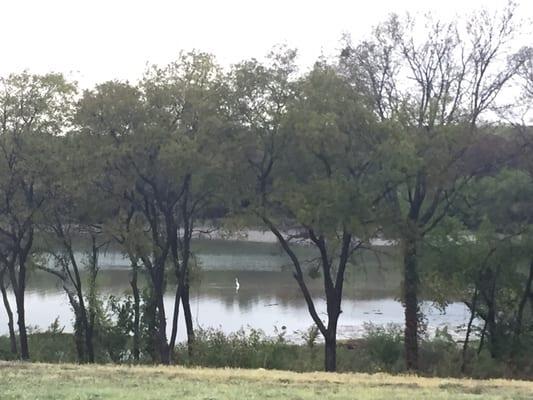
(1, 0, 531, 88)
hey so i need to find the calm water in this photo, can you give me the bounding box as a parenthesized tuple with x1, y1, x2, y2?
(1, 239, 470, 342)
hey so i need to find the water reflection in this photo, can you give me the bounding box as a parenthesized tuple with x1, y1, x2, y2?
(1, 239, 469, 341)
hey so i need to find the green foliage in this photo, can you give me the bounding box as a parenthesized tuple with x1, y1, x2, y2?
(361, 324, 404, 371)
(176, 327, 303, 370)
(301, 325, 320, 348)
(97, 295, 136, 363)
(4, 323, 533, 379)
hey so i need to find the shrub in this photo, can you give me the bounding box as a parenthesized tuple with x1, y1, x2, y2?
(361, 323, 403, 372)
(175, 326, 305, 370)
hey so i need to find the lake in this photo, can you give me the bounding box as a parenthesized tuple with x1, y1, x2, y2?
(1, 237, 471, 342)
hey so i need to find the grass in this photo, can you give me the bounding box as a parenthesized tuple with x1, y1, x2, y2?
(1, 362, 532, 399)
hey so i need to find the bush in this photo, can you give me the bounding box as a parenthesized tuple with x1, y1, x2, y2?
(363, 323, 404, 371)
(2, 320, 533, 379)
(175, 326, 311, 370)
(419, 327, 461, 377)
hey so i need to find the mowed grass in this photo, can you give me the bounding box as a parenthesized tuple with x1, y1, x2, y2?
(0, 362, 532, 400)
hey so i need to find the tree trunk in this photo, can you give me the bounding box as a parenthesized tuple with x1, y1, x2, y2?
(64, 289, 86, 363)
(512, 260, 533, 358)
(15, 290, 29, 360)
(157, 304, 170, 365)
(74, 296, 93, 364)
(7, 255, 29, 360)
(73, 309, 86, 362)
(403, 234, 419, 371)
(324, 304, 340, 373)
(461, 285, 479, 373)
(130, 265, 141, 362)
(0, 275, 18, 356)
(154, 273, 170, 365)
(478, 320, 487, 355)
(144, 286, 159, 362)
(168, 281, 182, 362)
(72, 281, 93, 364)
(486, 302, 498, 359)
(484, 265, 500, 359)
(324, 333, 337, 372)
(181, 283, 195, 358)
(85, 235, 99, 364)
(15, 231, 33, 361)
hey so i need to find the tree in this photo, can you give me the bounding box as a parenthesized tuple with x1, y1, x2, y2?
(229, 51, 383, 371)
(37, 133, 111, 363)
(73, 79, 181, 363)
(141, 52, 228, 359)
(75, 80, 147, 362)
(420, 163, 533, 372)
(0, 72, 75, 359)
(339, 4, 528, 369)
(75, 53, 228, 364)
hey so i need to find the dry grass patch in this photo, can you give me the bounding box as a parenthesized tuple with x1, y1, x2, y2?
(0, 361, 532, 399)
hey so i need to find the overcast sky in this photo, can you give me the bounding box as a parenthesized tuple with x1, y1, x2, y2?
(1, 0, 531, 88)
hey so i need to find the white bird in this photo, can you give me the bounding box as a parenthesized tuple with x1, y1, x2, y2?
(235, 277, 240, 291)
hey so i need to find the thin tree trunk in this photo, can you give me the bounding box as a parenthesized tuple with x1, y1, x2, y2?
(154, 269, 170, 365)
(16, 230, 33, 361)
(14, 289, 29, 360)
(85, 234, 100, 364)
(168, 281, 182, 361)
(403, 234, 419, 371)
(140, 254, 166, 364)
(0, 272, 18, 356)
(461, 285, 479, 373)
(512, 260, 533, 357)
(484, 265, 500, 359)
(144, 284, 158, 363)
(8, 258, 30, 360)
(262, 215, 353, 373)
(487, 306, 497, 358)
(62, 285, 85, 362)
(157, 299, 170, 365)
(478, 320, 487, 355)
(261, 216, 327, 338)
(130, 264, 141, 362)
(181, 283, 195, 359)
(75, 300, 92, 363)
(6, 253, 30, 360)
(71, 302, 85, 363)
(180, 175, 195, 358)
(67, 253, 92, 364)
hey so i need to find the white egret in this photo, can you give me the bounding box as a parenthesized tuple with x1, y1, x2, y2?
(235, 277, 240, 291)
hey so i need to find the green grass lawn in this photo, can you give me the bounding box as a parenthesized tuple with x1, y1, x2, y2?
(1, 361, 532, 399)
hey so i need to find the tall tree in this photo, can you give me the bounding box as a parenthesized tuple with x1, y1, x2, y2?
(38, 133, 111, 363)
(75, 80, 147, 362)
(141, 52, 228, 359)
(229, 51, 383, 371)
(75, 53, 228, 363)
(420, 162, 533, 371)
(0, 72, 75, 359)
(339, 5, 527, 369)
